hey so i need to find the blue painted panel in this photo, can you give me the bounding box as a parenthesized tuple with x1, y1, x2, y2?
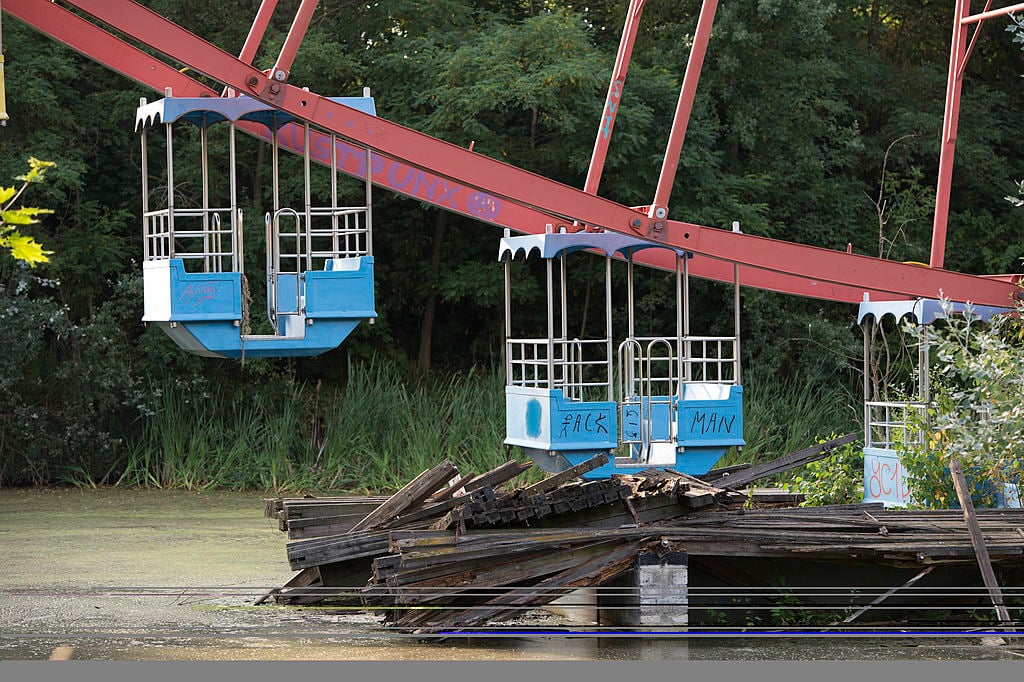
(166, 260, 242, 321)
(560, 446, 730, 480)
(305, 257, 376, 318)
(275, 274, 301, 315)
(150, 257, 375, 358)
(863, 447, 912, 507)
(677, 385, 744, 448)
(504, 387, 616, 452)
(162, 318, 362, 359)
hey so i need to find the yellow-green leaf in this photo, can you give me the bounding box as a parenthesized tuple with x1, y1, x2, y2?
(15, 158, 57, 184)
(1, 207, 52, 225)
(0, 187, 15, 205)
(5, 232, 53, 266)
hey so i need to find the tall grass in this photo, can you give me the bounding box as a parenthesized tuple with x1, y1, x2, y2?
(118, 381, 312, 490)
(119, 359, 513, 493)
(115, 359, 860, 492)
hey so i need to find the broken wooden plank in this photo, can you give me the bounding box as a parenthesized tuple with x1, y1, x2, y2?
(516, 453, 608, 497)
(254, 566, 327, 606)
(950, 458, 1014, 630)
(412, 540, 646, 632)
(349, 460, 459, 532)
(388, 486, 498, 528)
(705, 432, 858, 489)
(841, 565, 935, 624)
(428, 460, 533, 504)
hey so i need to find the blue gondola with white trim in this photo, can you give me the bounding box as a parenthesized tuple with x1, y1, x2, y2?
(136, 93, 376, 358)
(501, 228, 744, 479)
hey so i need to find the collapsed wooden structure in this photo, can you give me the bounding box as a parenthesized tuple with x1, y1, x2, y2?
(262, 438, 1024, 633)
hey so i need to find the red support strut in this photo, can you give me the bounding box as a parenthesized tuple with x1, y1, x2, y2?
(583, 0, 645, 200)
(649, 0, 719, 220)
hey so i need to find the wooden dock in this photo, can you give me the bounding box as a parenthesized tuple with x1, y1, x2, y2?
(261, 443, 1024, 632)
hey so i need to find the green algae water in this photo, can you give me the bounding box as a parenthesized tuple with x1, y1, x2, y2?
(0, 488, 1021, 661)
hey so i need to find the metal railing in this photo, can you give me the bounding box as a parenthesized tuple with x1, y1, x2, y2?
(143, 207, 240, 273)
(306, 207, 371, 266)
(681, 336, 739, 383)
(628, 335, 739, 387)
(506, 337, 611, 402)
(865, 401, 928, 450)
(617, 338, 677, 450)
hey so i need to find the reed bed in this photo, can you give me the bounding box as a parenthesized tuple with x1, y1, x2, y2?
(106, 359, 856, 493)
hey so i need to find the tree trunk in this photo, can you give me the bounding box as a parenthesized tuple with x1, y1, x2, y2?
(418, 210, 448, 375)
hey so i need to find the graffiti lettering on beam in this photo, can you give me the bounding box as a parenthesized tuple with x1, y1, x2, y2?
(270, 125, 503, 219)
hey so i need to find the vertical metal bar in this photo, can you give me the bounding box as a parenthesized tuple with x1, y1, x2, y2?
(863, 315, 871, 447)
(584, 0, 646, 197)
(140, 105, 149, 260)
(920, 325, 931, 404)
(547, 257, 555, 390)
(733, 224, 742, 385)
(165, 118, 174, 256)
(627, 252, 635, 338)
(650, 0, 719, 218)
(304, 120, 312, 271)
(270, 124, 281, 322)
(270, 0, 319, 82)
(330, 132, 339, 258)
(504, 228, 512, 388)
(561, 253, 569, 393)
(201, 122, 211, 271)
(683, 253, 691, 381)
(364, 87, 373, 257)
(0, 4, 8, 126)
(675, 254, 683, 397)
(605, 255, 613, 402)
(229, 123, 240, 273)
(931, 0, 971, 269)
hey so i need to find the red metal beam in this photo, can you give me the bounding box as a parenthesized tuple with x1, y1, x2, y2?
(584, 0, 645, 198)
(649, 0, 718, 220)
(238, 0, 278, 65)
(9, 0, 1022, 306)
(931, 0, 972, 269)
(270, 0, 317, 83)
(6, 0, 910, 304)
(961, 2, 1024, 24)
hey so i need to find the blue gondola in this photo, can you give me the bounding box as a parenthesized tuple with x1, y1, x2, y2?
(501, 229, 744, 479)
(136, 94, 377, 358)
(858, 298, 1016, 507)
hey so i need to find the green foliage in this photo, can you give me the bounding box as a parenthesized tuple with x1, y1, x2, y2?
(728, 367, 859, 470)
(897, 301, 1024, 509)
(112, 358, 517, 493)
(0, 158, 55, 266)
(788, 436, 864, 507)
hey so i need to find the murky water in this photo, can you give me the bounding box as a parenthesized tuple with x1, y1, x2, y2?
(1, 488, 1022, 661)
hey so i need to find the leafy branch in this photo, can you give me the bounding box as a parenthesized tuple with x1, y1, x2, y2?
(1, 157, 55, 266)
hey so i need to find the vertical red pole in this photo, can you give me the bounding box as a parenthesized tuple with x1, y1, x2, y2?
(270, 0, 318, 83)
(238, 0, 279, 65)
(931, 0, 971, 269)
(584, 0, 646, 198)
(649, 0, 719, 220)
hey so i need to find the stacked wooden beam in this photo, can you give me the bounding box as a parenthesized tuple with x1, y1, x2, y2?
(259, 438, 1024, 631)
(265, 496, 389, 539)
(261, 455, 742, 607)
